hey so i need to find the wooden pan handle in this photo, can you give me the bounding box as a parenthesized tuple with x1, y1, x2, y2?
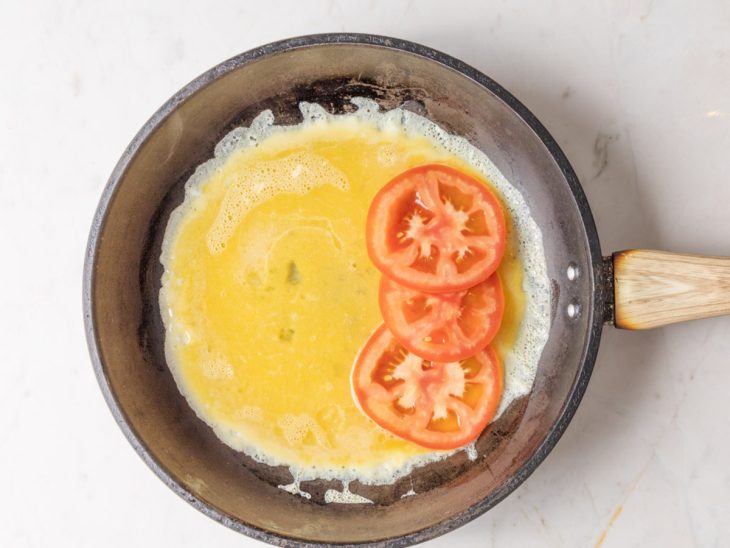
(613, 250, 730, 329)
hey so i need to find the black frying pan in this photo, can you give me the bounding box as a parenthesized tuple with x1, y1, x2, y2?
(83, 34, 730, 546)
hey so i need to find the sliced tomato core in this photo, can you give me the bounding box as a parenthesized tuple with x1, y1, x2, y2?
(379, 272, 504, 362)
(351, 324, 503, 450)
(366, 164, 506, 292)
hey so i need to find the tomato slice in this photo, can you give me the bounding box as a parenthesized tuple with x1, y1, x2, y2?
(379, 273, 504, 362)
(366, 164, 506, 293)
(351, 324, 503, 450)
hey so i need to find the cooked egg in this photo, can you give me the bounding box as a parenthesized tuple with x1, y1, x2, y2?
(160, 99, 550, 494)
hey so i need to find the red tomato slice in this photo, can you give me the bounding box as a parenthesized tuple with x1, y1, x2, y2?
(366, 164, 506, 293)
(351, 324, 503, 450)
(379, 273, 504, 362)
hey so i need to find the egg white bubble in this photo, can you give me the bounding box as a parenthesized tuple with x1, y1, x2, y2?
(160, 98, 551, 500)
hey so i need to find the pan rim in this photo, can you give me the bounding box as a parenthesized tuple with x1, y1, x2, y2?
(83, 32, 604, 547)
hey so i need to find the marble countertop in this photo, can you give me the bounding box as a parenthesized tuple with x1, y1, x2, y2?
(2, 1, 729, 546)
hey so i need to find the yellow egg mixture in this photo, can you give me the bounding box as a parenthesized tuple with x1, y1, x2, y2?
(160, 110, 527, 481)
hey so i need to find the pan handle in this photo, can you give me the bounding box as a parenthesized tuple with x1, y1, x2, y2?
(610, 249, 730, 329)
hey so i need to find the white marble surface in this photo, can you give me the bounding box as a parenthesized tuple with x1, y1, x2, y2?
(2, 1, 729, 546)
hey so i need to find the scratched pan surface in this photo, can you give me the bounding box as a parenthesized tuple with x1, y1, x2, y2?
(84, 34, 605, 546)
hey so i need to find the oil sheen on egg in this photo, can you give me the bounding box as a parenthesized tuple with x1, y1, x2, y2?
(160, 99, 550, 493)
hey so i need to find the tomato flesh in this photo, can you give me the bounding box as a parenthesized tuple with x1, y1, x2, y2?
(366, 164, 506, 293)
(351, 324, 503, 450)
(379, 273, 504, 362)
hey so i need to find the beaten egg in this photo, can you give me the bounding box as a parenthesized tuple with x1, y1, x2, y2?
(160, 99, 550, 490)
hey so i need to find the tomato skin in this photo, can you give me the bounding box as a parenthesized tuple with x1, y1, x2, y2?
(351, 324, 503, 450)
(366, 164, 506, 293)
(379, 273, 504, 362)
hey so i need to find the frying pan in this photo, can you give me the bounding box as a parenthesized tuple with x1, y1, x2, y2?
(83, 34, 730, 546)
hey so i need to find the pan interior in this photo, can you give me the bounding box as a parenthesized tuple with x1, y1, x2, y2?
(88, 37, 601, 545)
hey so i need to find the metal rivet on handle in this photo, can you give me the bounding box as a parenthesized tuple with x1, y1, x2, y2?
(566, 299, 582, 320)
(566, 262, 580, 282)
